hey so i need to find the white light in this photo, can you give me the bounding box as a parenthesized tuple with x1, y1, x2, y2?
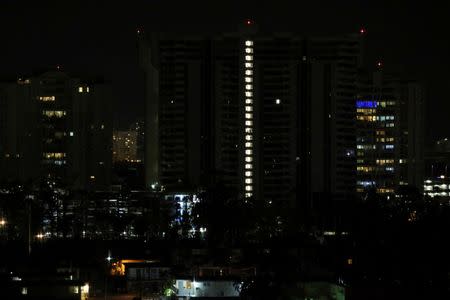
(245, 192, 252, 197)
(245, 70, 253, 76)
(245, 157, 253, 162)
(245, 62, 253, 68)
(245, 164, 252, 169)
(245, 77, 253, 83)
(246, 99, 253, 104)
(245, 142, 253, 148)
(245, 120, 253, 126)
(275, 99, 281, 104)
(245, 178, 252, 184)
(245, 171, 252, 177)
(245, 40, 253, 46)
(245, 113, 253, 119)
(245, 84, 253, 90)
(78, 87, 83, 93)
(245, 135, 252, 141)
(245, 48, 253, 53)
(245, 106, 253, 112)
(245, 91, 253, 97)
(245, 55, 253, 61)
(245, 185, 253, 191)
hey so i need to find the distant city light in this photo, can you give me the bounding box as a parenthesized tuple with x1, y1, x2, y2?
(360, 28, 366, 34)
(246, 19, 252, 25)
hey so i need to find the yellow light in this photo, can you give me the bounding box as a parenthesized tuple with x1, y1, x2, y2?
(0, 219, 6, 226)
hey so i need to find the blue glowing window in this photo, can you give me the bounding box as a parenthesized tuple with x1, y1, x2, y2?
(356, 100, 377, 108)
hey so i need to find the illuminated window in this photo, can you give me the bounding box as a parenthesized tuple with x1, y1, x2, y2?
(245, 40, 253, 46)
(86, 87, 90, 93)
(245, 70, 253, 76)
(245, 134, 252, 141)
(245, 149, 253, 155)
(245, 84, 253, 90)
(42, 110, 66, 118)
(69, 131, 74, 137)
(245, 185, 253, 191)
(245, 62, 253, 68)
(78, 87, 83, 93)
(245, 91, 253, 97)
(245, 55, 253, 61)
(245, 77, 253, 83)
(38, 96, 56, 101)
(246, 99, 253, 104)
(245, 142, 253, 148)
(245, 128, 253, 133)
(245, 164, 252, 169)
(245, 48, 253, 53)
(43, 152, 66, 159)
(245, 106, 253, 112)
(275, 99, 281, 105)
(245, 178, 252, 184)
(245, 120, 253, 126)
(245, 157, 253, 162)
(245, 171, 252, 177)
(245, 113, 253, 119)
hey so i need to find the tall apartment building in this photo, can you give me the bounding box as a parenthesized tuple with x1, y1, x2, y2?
(0, 71, 113, 189)
(356, 70, 424, 195)
(139, 22, 363, 209)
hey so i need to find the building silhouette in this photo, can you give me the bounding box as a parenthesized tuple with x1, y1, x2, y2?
(0, 71, 112, 189)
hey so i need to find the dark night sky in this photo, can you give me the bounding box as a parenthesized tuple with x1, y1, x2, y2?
(1, 0, 449, 143)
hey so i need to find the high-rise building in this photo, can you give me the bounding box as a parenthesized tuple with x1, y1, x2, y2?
(0, 71, 113, 189)
(356, 70, 424, 195)
(139, 23, 364, 211)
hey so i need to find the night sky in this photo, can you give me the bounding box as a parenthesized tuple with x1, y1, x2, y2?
(1, 0, 448, 143)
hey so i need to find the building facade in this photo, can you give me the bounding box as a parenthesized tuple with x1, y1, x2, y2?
(139, 22, 364, 212)
(356, 70, 424, 195)
(0, 71, 112, 190)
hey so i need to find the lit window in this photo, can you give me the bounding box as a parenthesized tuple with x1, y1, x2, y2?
(245, 62, 253, 68)
(245, 149, 253, 155)
(245, 178, 252, 184)
(245, 40, 253, 46)
(245, 91, 253, 97)
(245, 55, 253, 61)
(245, 113, 253, 119)
(245, 134, 252, 141)
(245, 128, 253, 133)
(245, 106, 253, 112)
(245, 157, 253, 162)
(245, 77, 253, 83)
(86, 87, 90, 93)
(245, 164, 252, 169)
(245, 48, 253, 54)
(38, 96, 55, 101)
(245, 84, 253, 90)
(245, 142, 253, 148)
(90, 175, 95, 179)
(69, 131, 74, 137)
(245, 120, 253, 126)
(245, 171, 252, 177)
(78, 87, 83, 93)
(275, 99, 281, 104)
(245, 185, 253, 191)
(42, 110, 66, 118)
(245, 70, 253, 76)
(246, 99, 253, 104)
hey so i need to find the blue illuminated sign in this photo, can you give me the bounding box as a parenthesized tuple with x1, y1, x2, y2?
(356, 100, 377, 108)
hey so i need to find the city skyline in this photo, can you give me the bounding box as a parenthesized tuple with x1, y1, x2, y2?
(0, 1, 448, 142)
